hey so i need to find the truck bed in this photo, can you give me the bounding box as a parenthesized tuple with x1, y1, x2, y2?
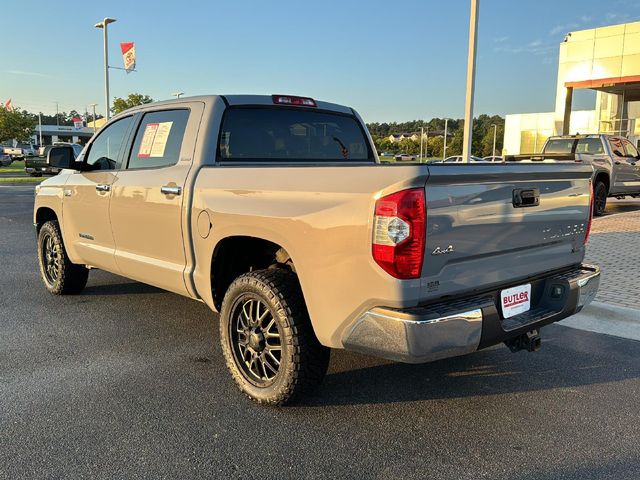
(191, 161, 593, 347)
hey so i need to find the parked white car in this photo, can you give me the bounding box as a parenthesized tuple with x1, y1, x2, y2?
(444, 155, 485, 163)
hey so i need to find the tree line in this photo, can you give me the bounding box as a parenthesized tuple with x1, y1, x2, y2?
(2, 91, 504, 158)
(368, 114, 505, 158)
(0, 93, 155, 143)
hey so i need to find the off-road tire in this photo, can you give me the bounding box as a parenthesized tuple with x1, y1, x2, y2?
(593, 181, 607, 217)
(219, 268, 330, 405)
(37, 220, 89, 295)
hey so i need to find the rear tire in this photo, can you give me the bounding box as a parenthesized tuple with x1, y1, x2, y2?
(219, 268, 330, 405)
(37, 220, 89, 295)
(593, 181, 607, 217)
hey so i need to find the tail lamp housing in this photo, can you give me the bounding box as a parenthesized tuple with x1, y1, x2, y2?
(372, 188, 426, 279)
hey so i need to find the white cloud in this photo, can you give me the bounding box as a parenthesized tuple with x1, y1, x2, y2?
(6, 70, 51, 78)
(606, 12, 631, 22)
(494, 41, 556, 57)
(549, 23, 579, 36)
(493, 36, 509, 43)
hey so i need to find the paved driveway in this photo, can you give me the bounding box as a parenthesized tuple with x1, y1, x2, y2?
(586, 201, 640, 309)
(1, 187, 639, 480)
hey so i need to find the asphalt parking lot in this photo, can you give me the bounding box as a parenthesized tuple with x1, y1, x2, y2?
(1, 185, 639, 480)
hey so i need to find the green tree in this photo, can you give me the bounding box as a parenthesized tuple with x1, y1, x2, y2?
(397, 138, 420, 155)
(427, 136, 444, 158)
(111, 93, 154, 115)
(0, 108, 36, 142)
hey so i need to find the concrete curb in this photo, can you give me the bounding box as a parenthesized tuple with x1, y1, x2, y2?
(560, 301, 640, 341)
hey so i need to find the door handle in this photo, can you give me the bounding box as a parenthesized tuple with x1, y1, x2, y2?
(95, 184, 111, 192)
(614, 161, 621, 165)
(161, 185, 182, 196)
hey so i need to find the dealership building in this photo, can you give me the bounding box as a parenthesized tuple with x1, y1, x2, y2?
(31, 124, 95, 146)
(504, 21, 640, 154)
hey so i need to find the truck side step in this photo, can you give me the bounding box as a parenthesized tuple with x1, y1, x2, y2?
(504, 330, 541, 353)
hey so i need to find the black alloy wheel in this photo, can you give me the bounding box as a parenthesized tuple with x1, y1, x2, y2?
(230, 295, 283, 386)
(594, 181, 607, 217)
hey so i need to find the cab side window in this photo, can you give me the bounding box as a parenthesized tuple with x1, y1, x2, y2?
(84, 116, 134, 170)
(609, 137, 625, 157)
(623, 140, 639, 159)
(576, 138, 604, 155)
(127, 110, 189, 169)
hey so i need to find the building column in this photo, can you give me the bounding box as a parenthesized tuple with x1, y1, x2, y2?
(562, 87, 573, 135)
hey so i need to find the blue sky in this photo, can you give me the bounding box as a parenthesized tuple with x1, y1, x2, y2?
(2, 0, 640, 122)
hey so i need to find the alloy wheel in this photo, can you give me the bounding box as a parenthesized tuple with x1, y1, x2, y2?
(41, 233, 60, 285)
(229, 295, 283, 386)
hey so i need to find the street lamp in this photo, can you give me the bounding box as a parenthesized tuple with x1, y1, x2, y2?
(89, 103, 98, 134)
(95, 17, 116, 120)
(491, 123, 497, 157)
(172, 91, 184, 99)
(443, 118, 449, 160)
(461, 0, 479, 163)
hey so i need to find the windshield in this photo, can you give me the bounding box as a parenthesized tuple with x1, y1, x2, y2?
(218, 107, 373, 163)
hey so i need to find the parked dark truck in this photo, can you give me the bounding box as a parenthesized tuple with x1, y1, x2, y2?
(33, 95, 600, 405)
(25, 144, 83, 177)
(506, 134, 640, 215)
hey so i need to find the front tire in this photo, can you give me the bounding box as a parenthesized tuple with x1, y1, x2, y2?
(219, 269, 330, 405)
(593, 181, 607, 217)
(37, 220, 89, 295)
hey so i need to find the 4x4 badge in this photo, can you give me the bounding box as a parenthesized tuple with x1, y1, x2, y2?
(432, 245, 454, 255)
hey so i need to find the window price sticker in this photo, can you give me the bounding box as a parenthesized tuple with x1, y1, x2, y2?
(138, 121, 173, 158)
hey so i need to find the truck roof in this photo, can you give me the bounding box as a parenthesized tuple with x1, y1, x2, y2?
(547, 134, 621, 140)
(120, 94, 353, 116)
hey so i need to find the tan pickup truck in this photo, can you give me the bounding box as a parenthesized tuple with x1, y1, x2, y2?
(34, 95, 600, 405)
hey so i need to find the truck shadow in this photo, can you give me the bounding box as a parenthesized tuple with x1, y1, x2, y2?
(306, 325, 640, 407)
(83, 281, 164, 296)
(602, 199, 640, 216)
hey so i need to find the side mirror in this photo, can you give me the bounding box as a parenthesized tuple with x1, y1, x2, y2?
(47, 146, 75, 169)
(613, 149, 624, 157)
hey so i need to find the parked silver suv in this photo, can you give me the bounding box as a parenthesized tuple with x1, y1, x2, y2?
(507, 134, 640, 216)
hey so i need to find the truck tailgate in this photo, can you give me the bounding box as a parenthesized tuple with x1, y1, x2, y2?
(422, 163, 593, 301)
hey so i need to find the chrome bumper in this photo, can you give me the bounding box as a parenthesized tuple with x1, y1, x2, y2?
(342, 264, 600, 364)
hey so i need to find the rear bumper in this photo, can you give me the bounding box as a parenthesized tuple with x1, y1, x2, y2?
(342, 264, 600, 363)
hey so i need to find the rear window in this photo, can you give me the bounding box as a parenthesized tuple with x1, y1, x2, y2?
(218, 107, 372, 163)
(544, 138, 575, 154)
(576, 138, 604, 155)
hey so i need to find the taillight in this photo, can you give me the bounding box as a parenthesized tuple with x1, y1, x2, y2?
(584, 180, 594, 245)
(372, 188, 426, 279)
(272, 94, 317, 107)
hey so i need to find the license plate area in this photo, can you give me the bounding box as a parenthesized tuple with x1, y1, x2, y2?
(501, 283, 531, 319)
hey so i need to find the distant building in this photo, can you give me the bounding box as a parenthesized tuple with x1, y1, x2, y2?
(387, 130, 452, 143)
(504, 21, 640, 154)
(32, 124, 96, 146)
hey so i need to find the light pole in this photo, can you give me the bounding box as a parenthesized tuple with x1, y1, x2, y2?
(38, 113, 43, 146)
(461, 0, 479, 163)
(443, 118, 449, 160)
(172, 91, 184, 99)
(95, 17, 117, 120)
(424, 126, 429, 160)
(491, 123, 497, 157)
(89, 103, 98, 134)
(419, 126, 424, 161)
